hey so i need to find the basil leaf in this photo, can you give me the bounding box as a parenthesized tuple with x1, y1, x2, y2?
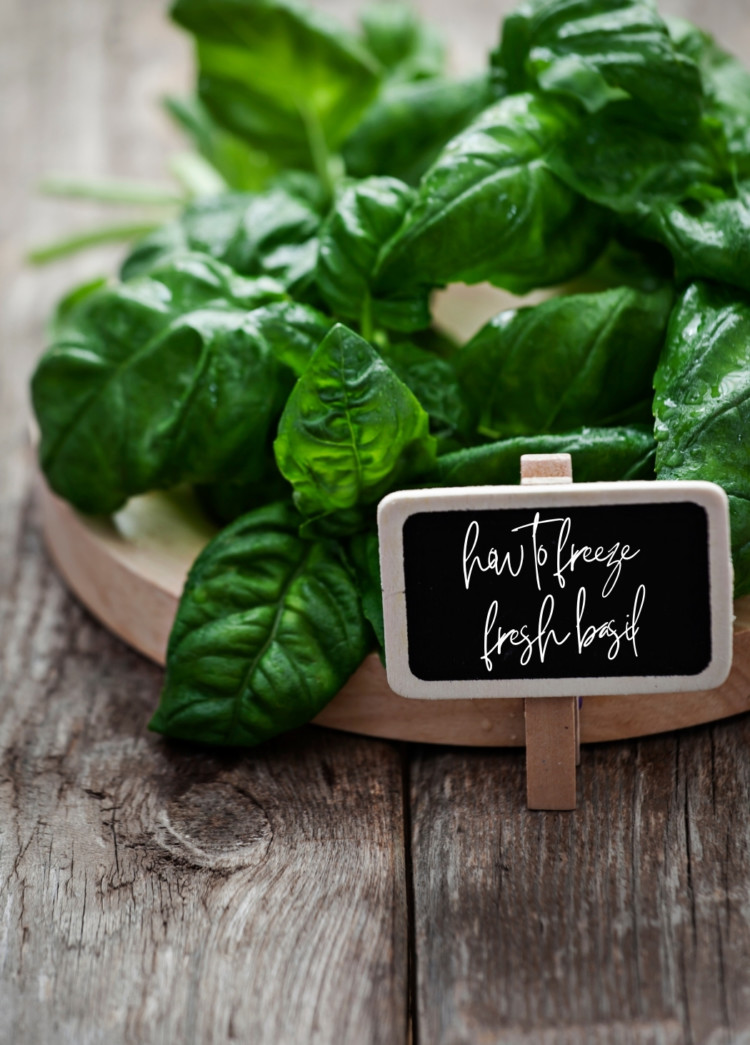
(581, 236, 674, 293)
(316, 176, 430, 333)
(653, 282, 750, 595)
(164, 94, 277, 191)
(432, 426, 656, 488)
(120, 222, 191, 282)
(121, 188, 323, 295)
(639, 187, 750, 295)
(299, 507, 372, 542)
(150, 502, 369, 746)
(493, 0, 703, 136)
(196, 462, 291, 525)
(221, 188, 322, 260)
(170, 0, 380, 171)
(379, 340, 471, 445)
(48, 276, 109, 339)
(456, 285, 673, 439)
(669, 18, 750, 174)
(274, 322, 437, 517)
(359, 1, 444, 82)
(546, 112, 731, 217)
(252, 299, 332, 376)
(375, 93, 607, 295)
(348, 529, 385, 653)
(32, 254, 289, 514)
(342, 75, 494, 185)
(120, 194, 253, 280)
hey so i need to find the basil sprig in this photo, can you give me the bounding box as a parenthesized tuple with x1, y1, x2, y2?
(32, 0, 750, 747)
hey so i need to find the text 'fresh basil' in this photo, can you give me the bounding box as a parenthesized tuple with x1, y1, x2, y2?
(378, 482, 733, 699)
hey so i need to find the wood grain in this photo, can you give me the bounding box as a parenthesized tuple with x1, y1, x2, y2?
(0, 500, 408, 1045)
(410, 721, 750, 1043)
(1, 2, 408, 1043)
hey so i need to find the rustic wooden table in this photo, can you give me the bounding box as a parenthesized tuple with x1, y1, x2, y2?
(3, 1, 750, 1042)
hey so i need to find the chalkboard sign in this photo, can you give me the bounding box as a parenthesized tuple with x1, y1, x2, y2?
(378, 481, 733, 699)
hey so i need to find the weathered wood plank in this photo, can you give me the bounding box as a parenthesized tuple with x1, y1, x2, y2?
(0, 503, 408, 1045)
(407, 0, 750, 1040)
(0, 1, 408, 1042)
(410, 723, 750, 1043)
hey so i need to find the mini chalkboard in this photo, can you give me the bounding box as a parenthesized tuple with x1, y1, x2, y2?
(378, 480, 733, 701)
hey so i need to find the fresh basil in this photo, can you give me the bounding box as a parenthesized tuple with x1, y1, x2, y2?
(492, 0, 703, 136)
(121, 187, 323, 295)
(163, 94, 277, 191)
(342, 75, 494, 185)
(669, 18, 750, 174)
(221, 188, 322, 292)
(196, 464, 291, 526)
(252, 300, 332, 376)
(433, 426, 656, 488)
(150, 501, 369, 745)
(638, 188, 750, 295)
(653, 282, 750, 595)
(33, 0, 750, 750)
(456, 285, 673, 438)
(170, 0, 380, 177)
(379, 340, 471, 446)
(348, 529, 385, 653)
(32, 254, 291, 514)
(374, 93, 607, 294)
(316, 176, 430, 333)
(358, 1, 444, 82)
(274, 322, 437, 518)
(546, 112, 731, 217)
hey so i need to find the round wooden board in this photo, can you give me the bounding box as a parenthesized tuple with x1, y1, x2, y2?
(37, 475, 750, 746)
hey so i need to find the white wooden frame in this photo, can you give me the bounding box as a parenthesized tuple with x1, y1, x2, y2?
(378, 480, 734, 701)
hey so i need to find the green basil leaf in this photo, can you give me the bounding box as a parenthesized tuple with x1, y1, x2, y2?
(653, 282, 750, 595)
(196, 463, 291, 526)
(492, 0, 703, 136)
(342, 74, 494, 185)
(359, 1, 444, 82)
(32, 254, 289, 514)
(456, 285, 673, 439)
(669, 17, 750, 174)
(120, 194, 252, 280)
(252, 300, 333, 376)
(375, 93, 607, 295)
(132, 251, 287, 311)
(432, 426, 656, 488)
(580, 235, 674, 293)
(121, 188, 322, 295)
(638, 186, 750, 295)
(299, 506, 372, 542)
(274, 322, 437, 516)
(150, 501, 369, 746)
(164, 94, 278, 191)
(348, 529, 385, 653)
(171, 0, 380, 171)
(546, 111, 731, 217)
(222, 188, 322, 295)
(316, 176, 430, 333)
(379, 340, 471, 445)
(48, 276, 109, 339)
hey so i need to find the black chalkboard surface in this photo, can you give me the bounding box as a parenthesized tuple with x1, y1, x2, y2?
(378, 482, 733, 700)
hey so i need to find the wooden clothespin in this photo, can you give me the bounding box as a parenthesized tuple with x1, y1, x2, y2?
(521, 454, 580, 810)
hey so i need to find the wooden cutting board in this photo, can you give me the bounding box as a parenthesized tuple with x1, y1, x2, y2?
(37, 476, 750, 746)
